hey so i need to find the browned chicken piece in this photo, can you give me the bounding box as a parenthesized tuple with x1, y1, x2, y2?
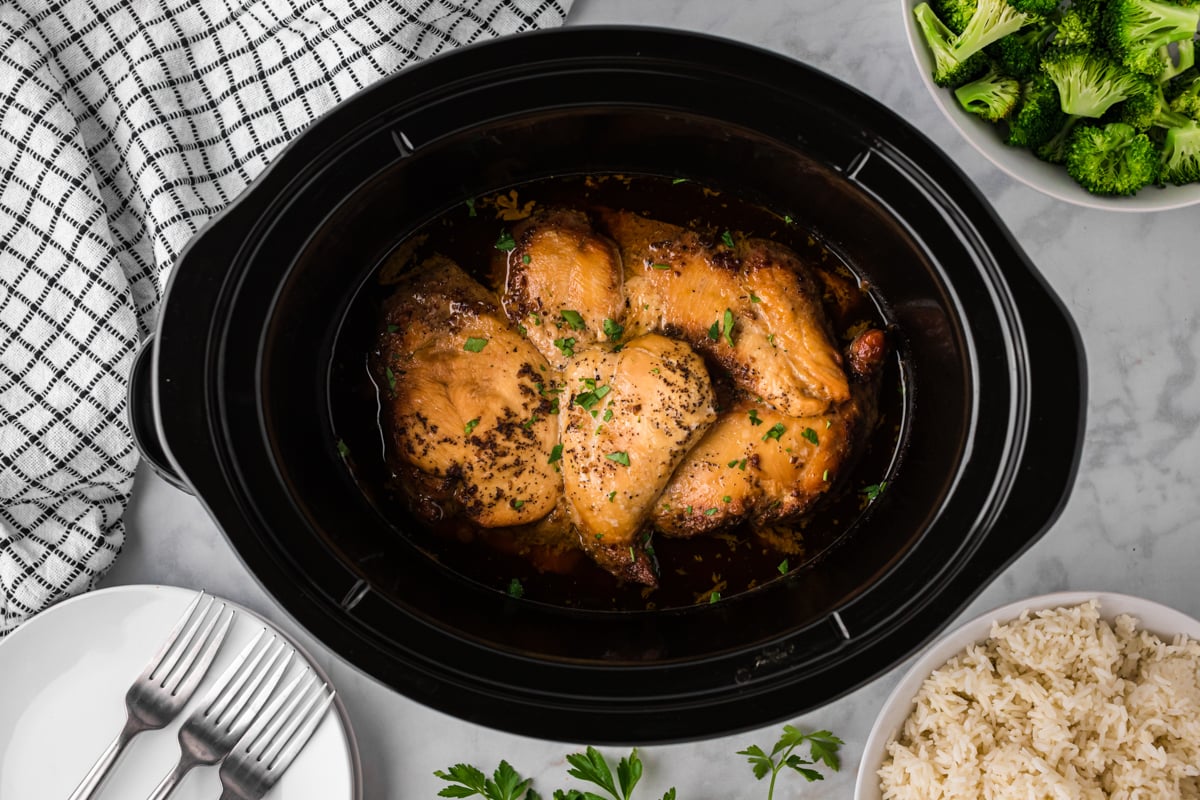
(497, 208, 625, 370)
(560, 334, 717, 584)
(654, 328, 887, 538)
(599, 210, 849, 418)
(379, 255, 562, 527)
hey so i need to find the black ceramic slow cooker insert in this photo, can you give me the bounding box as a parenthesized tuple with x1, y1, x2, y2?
(129, 28, 1086, 742)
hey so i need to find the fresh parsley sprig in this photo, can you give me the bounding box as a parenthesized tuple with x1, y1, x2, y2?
(737, 726, 842, 800)
(553, 747, 675, 800)
(435, 760, 540, 800)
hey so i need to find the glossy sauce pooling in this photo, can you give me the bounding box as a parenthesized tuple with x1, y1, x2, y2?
(330, 174, 903, 611)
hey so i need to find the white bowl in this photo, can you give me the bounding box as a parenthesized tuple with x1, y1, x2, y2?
(854, 590, 1200, 799)
(900, 4, 1200, 211)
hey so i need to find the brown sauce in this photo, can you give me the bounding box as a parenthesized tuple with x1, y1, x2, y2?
(330, 173, 904, 611)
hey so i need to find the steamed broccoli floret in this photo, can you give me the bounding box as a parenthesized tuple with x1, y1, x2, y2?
(1054, 8, 1101, 49)
(1101, 0, 1200, 76)
(1160, 119, 1200, 182)
(1009, 0, 1059, 14)
(933, 0, 978, 34)
(1111, 75, 1170, 127)
(1036, 116, 1084, 162)
(957, 0, 1044, 54)
(1008, 74, 1069, 146)
(1156, 39, 1197, 83)
(914, 3, 991, 86)
(1042, 46, 1150, 117)
(1169, 71, 1200, 117)
(989, 20, 1056, 78)
(955, 68, 1023, 119)
(1064, 121, 1161, 193)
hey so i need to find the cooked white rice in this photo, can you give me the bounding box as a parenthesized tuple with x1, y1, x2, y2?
(878, 600, 1200, 799)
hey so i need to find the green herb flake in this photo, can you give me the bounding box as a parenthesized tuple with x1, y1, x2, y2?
(784, 214, 794, 224)
(494, 229, 515, 252)
(762, 422, 786, 442)
(686, 505, 693, 513)
(553, 336, 576, 357)
(748, 408, 763, 426)
(608, 491, 617, 503)
(336, 439, 349, 458)
(721, 229, 735, 248)
(738, 726, 843, 796)
(561, 309, 586, 330)
(530, 312, 542, 326)
(826, 419, 832, 429)
(606, 451, 631, 467)
(603, 408, 614, 422)
(778, 559, 789, 575)
(862, 481, 887, 502)
(708, 320, 721, 341)
(463, 337, 488, 353)
(723, 308, 735, 346)
(510, 498, 525, 510)
(603, 317, 624, 340)
(522, 415, 541, 430)
(749, 293, 761, 304)
(728, 459, 740, 468)
(651, 262, 672, 270)
(722, 495, 732, 503)
(385, 366, 396, 392)
(548, 444, 563, 464)
(386, 323, 399, 333)
(672, 177, 689, 184)
(801, 427, 819, 445)
(710, 591, 721, 604)
(768, 333, 776, 347)
(507, 578, 524, 598)
(464, 417, 481, 436)
(738, 459, 747, 470)
(704, 508, 718, 516)
(464, 198, 477, 217)
(522, 253, 531, 264)
(516, 324, 527, 336)
(594, 385, 611, 400)
(823, 469, 830, 481)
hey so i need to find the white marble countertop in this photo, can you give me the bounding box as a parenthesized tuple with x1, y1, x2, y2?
(102, 0, 1200, 797)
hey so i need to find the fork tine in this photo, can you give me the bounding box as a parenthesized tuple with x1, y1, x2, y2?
(200, 629, 271, 719)
(223, 645, 293, 737)
(142, 592, 207, 682)
(237, 670, 309, 755)
(164, 605, 233, 696)
(265, 687, 335, 774)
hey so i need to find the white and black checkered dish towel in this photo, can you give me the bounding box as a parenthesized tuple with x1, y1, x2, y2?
(0, 0, 572, 636)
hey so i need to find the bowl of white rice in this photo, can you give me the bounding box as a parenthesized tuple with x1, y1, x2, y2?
(855, 591, 1200, 799)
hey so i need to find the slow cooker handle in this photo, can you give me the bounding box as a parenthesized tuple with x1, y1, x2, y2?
(127, 334, 192, 493)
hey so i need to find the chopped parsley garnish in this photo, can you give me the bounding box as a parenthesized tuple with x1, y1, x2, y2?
(686, 505, 693, 513)
(494, 230, 515, 252)
(801, 427, 819, 445)
(784, 214, 794, 224)
(777, 559, 789, 575)
(727, 458, 747, 470)
(710, 591, 721, 604)
(722, 495, 732, 503)
(822, 469, 830, 481)
(721, 230, 735, 248)
(522, 254, 531, 264)
(608, 491, 617, 502)
(386, 323, 399, 333)
(606, 451, 630, 467)
(748, 408, 763, 426)
(336, 439, 349, 458)
(522, 415, 540, 430)
(603, 408, 614, 422)
(767, 333, 776, 347)
(553, 337, 576, 357)
(465, 198, 477, 217)
(560, 309, 586, 330)
(651, 262, 672, 270)
(530, 312, 542, 326)
(602, 317, 624, 340)
(708, 320, 721, 341)
(762, 422, 786, 442)
(728, 459, 740, 468)
(574, 384, 610, 411)
(723, 308, 735, 346)
(385, 366, 396, 392)
(704, 508, 718, 516)
(510, 498, 525, 510)
(548, 444, 563, 464)
(862, 482, 887, 502)
(826, 419, 832, 429)
(672, 177, 689, 184)
(463, 337, 488, 352)
(507, 578, 524, 598)
(464, 417, 480, 436)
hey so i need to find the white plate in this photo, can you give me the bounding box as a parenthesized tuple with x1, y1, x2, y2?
(855, 590, 1200, 799)
(0, 585, 361, 800)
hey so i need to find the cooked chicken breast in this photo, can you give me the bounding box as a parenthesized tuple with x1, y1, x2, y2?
(599, 210, 849, 418)
(560, 334, 717, 584)
(379, 255, 561, 527)
(498, 208, 625, 370)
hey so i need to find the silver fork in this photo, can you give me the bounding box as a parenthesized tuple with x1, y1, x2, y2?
(69, 592, 234, 800)
(145, 630, 293, 800)
(217, 669, 337, 800)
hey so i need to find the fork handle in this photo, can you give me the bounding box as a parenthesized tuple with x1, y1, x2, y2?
(67, 720, 139, 800)
(145, 759, 194, 800)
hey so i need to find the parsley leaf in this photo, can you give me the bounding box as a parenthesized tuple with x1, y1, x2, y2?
(707, 320, 720, 341)
(554, 337, 577, 357)
(522, 254, 532, 264)
(561, 310, 586, 331)
(762, 422, 786, 442)
(465, 198, 477, 217)
(434, 760, 536, 800)
(800, 427, 818, 445)
(386, 323, 400, 333)
(603, 408, 614, 422)
(722, 309, 735, 347)
(749, 293, 761, 304)
(464, 337, 488, 353)
(548, 444, 563, 464)
(385, 366, 396, 392)
(672, 177, 689, 184)
(511, 498, 525, 510)
(862, 482, 887, 502)
(507, 579, 524, 599)
(554, 747, 671, 800)
(721, 230, 735, 248)
(709, 591, 721, 604)
(605, 451, 630, 467)
(464, 417, 481, 436)
(737, 726, 843, 800)
(651, 263, 671, 270)
(603, 317, 624, 341)
(777, 559, 788, 575)
(495, 230, 516, 252)
(608, 491, 616, 503)
(748, 409, 763, 426)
